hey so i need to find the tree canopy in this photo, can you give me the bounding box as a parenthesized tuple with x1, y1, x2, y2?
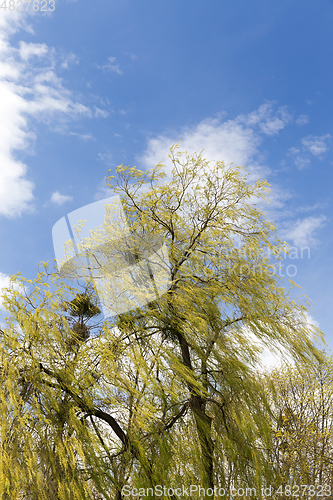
(0, 146, 324, 499)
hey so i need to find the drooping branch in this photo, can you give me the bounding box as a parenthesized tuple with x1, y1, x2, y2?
(38, 363, 151, 473)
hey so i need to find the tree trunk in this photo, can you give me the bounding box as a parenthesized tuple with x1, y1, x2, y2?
(177, 332, 215, 490)
(191, 394, 214, 491)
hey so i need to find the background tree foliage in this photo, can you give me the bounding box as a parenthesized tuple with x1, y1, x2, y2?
(265, 358, 333, 494)
(0, 146, 325, 499)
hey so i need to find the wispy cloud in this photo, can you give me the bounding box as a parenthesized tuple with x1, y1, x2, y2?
(139, 102, 292, 181)
(98, 151, 113, 165)
(60, 52, 79, 69)
(19, 41, 49, 61)
(294, 156, 311, 170)
(96, 56, 123, 75)
(0, 13, 91, 217)
(237, 102, 292, 136)
(301, 134, 330, 155)
(289, 134, 331, 170)
(69, 131, 94, 141)
(50, 191, 73, 206)
(94, 107, 109, 118)
(281, 215, 327, 247)
(296, 201, 328, 213)
(125, 52, 137, 60)
(296, 114, 309, 125)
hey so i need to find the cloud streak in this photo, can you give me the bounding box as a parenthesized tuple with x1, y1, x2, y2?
(96, 56, 123, 75)
(289, 134, 331, 170)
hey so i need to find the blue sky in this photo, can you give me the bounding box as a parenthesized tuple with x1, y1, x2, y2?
(0, 0, 332, 351)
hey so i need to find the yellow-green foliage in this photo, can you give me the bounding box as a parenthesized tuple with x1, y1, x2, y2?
(0, 146, 324, 499)
(264, 358, 333, 492)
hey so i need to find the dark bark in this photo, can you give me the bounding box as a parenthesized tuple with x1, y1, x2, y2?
(174, 331, 215, 490)
(38, 363, 156, 494)
(190, 394, 214, 490)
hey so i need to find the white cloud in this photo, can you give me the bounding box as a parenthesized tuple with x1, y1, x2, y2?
(50, 191, 73, 205)
(259, 344, 294, 370)
(0, 13, 91, 218)
(138, 102, 292, 181)
(281, 215, 327, 247)
(97, 56, 123, 75)
(301, 134, 330, 156)
(141, 117, 259, 168)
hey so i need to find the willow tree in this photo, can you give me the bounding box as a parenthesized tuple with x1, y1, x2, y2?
(0, 145, 323, 499)
(105, 145, 323, 490)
